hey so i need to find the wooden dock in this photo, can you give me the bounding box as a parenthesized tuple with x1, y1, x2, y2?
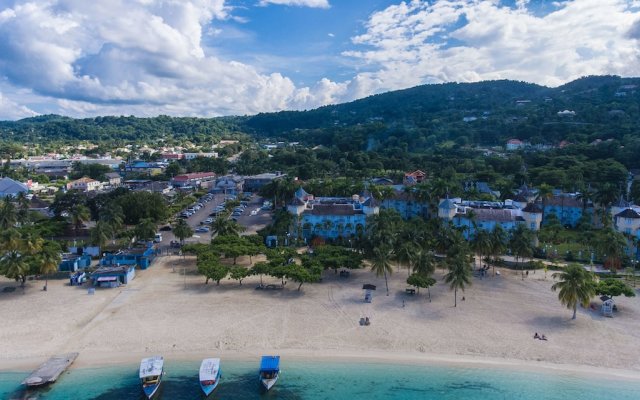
(22, 353, 79, 387)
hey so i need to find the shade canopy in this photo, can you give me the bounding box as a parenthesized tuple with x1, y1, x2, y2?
(260, 356, 280, 372)
(362, 284, 376, 290)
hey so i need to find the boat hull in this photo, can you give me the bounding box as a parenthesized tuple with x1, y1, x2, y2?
(200, 380, 219, 396)
(261, 376, 278, 391)
(142, 381, 161, 399)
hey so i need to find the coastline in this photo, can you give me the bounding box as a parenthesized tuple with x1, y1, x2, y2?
(3, 349, 639, 382)
(1, 254, 639, 385)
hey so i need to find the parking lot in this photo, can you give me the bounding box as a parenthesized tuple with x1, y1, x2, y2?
(157, 192, 273, 251)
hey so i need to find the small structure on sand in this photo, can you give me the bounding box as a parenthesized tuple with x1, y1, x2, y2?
(22, 353, 79, 387)
(363, 284, 376, 303)
(91, 265, 135, 287)
(601, 295, 614, 317)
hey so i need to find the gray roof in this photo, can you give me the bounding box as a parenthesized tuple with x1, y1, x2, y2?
(438, 198, 457, 210)
(615, 208, 640, 219)
(0, 177, 28, 195)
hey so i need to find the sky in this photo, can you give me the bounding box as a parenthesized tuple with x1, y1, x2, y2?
(0, 0, 639, 120)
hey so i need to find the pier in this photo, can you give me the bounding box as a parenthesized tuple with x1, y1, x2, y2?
(22, 353, 79, 387)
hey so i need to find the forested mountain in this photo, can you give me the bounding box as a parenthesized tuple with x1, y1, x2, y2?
(2, 75, 638, 150)
(244, 75, 640, 149)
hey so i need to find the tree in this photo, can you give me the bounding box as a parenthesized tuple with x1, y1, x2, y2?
(197, 255, 229, 285)
(509, 224, 534, 279)
(70, 204, 91, 236)
(395, 240, 416, 276)
(411, 249, 436, 277)
(15, 191, 30, 224)
(0, 250, 30, 287)
(39, 241, 62, 291)
(0, 197, 17, 230)
(90, 221, 112, 248)
(471, 229, 492, 270)
(211, 213, 245, 237)
(598, 229, 627, 271)
(595, 278, 635, 301)
(287, 264, 321, 291)
(551, 264, 596, 319)
(443, 253, 472, 307)
(407, 273, 436, 302)
(173, 218, 194, 244)
(135, 218, 157, 241)
(370, 245, 393, 296)
(489, 225, 507, 275)
(251, 261, 270, 286)
(229, 266, 250, 285)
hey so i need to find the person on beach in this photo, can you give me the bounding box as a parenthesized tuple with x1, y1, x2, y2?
(534, 332, 540, 339)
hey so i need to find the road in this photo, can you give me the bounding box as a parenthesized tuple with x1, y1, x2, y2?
(157, 192, 272, 253)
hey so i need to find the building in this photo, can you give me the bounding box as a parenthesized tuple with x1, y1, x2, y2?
(543, 193, 592, 228)
(0, 177, 29, 198)
(100, 245, 156, 270)
(160, 153, 184, 160)
(183, 152, 218, 160)
(67, 177, 101, 192)
(287, 188, 379, 240)
(212, 175, 244, 195)
(506, 139, 525, 151)
(438, 198, 542, 239)
(58, 254, 92, 272)
(171, 172, 216, 188)
(403, 170, 426, 186)
(243, 172, 286, 192)
(126, 161, 165, 176)
(91, 265, 136, 287)
(104, 172, 122, 187)
(380, 190, 430, 220)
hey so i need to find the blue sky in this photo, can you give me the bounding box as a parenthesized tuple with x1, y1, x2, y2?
(0, 0, 639, 119)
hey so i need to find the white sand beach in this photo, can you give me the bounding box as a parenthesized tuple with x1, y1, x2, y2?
(1, 254, 639, 377)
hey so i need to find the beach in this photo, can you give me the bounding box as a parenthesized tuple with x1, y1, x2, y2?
(1, 254, 639, 378)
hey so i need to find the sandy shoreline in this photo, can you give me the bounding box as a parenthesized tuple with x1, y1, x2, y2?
(2, 254, 639, 382)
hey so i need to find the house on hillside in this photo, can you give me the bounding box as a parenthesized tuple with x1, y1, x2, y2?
(104, 172, 122, 187)
(506, 139, 525, 151)
(403, 170, 426, 186)
(243, 172, 286, 192)
(0, 177, 29, 198)
(67, 177, 101, 192)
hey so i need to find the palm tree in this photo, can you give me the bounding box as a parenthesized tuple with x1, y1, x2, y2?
(15, 191, 30, 224)
(412, 249, 436, 277)
(443, 253, 472, 307)
(396, 241, 416, 276)
(0, 196, 17, 230)
(536, 183, 553, 218)
(0, 250, 30, 287)
(371, 246, 393, 296)
(39, 241, 62, 291)
(70, 204, 91, 236)
(489, 225, 507, 275)
(594, 183, 620, 225)
(509, 224, 534, 279)
(173, 218, 194, 244)
(135, 218, 157, 241)
(211, 213, 245, 237)
(90, 221, 112, 249)
(551, 264, 596, 319)
(598, 228, 627, 271)
(471, 230, 492, 270)
(100, 203, 124, 230)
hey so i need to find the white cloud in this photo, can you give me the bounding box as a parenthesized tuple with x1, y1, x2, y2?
(0, 0, 333, 118)
(343, 0, 640, 94)
(0, 91, 38, 120)
(258, 0, 330, 8)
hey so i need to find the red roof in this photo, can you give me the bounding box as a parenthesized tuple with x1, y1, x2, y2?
(404, 170, 426, 178)
(507, 139, 523, 144)
(173, 172, 215, 181)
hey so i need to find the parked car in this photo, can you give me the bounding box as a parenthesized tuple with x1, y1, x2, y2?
(203, 218, 213, 224)
(159, 225, 172, 231)
(195, 226, 210, 233)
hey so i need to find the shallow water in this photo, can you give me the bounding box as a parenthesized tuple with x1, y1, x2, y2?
(2, 360, 639, 399)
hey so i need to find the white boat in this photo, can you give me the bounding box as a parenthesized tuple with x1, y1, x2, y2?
(259, 355, 280, 391)
(199, 358, 221, 396)
(139, 356, 164, 399)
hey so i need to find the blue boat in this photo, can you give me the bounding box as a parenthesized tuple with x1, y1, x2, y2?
(259, 356, 280, 391)
(139, 356, 164, 399)
(199, 358, 221, 396)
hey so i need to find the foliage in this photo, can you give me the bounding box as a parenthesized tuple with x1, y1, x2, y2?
(551, 264, 597, 319)
(595, 278, 636, 299)
(173, 219, 194, 244)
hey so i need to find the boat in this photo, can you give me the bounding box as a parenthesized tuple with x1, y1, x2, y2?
(259, 355, 280, 391)
(199, 358, 221, 396)
(139, 356, 164, 399)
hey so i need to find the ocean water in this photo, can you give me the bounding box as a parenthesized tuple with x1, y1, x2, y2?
(2, 360, 639, 400)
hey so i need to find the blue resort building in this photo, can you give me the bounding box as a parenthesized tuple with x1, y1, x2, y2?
(612, 205, 640, 259)
(438, 198, 543, 238)
(100, 245, 157, 270)
(542, 193, 593, 228)
(287, 188, 379, 241)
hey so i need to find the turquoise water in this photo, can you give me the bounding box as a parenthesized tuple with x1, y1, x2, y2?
(2, 360, 640, 399)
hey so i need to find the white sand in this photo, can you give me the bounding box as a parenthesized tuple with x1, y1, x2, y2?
(1, 255, 639, 378)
